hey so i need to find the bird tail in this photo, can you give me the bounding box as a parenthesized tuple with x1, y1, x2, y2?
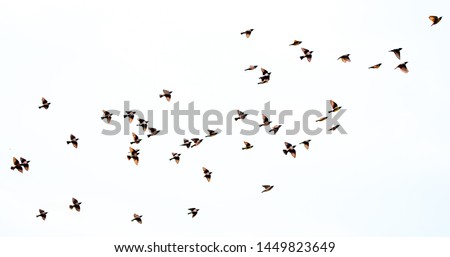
(283, 150, 288, 155)
(259, 124, 263, 127)
(159, 94, 163, 98)
(240, 32, 245, 35)
(328, 110, 332, 113)
(234, 117, 240, 121)
(300, 56, 305, 60)
(66, 141, 71, 144)
(127, 156, 131, 160)
(10, 166, 14, 170)
(38, 106, 42, 109)
(147, 134, 152, 138)
(69, 205, 73, 209)
(36, 214, 40, 218)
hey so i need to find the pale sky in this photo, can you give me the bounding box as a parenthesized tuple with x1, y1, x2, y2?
(0, 0, 449, 237)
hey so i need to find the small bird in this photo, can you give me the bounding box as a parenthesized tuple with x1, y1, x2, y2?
(127, 147, 140, 165)
(269, 125, 282, 134)
(261, 68, 271, 76)
(242, 141, 253, 150)
(124, 111, 136, 123)
(300, 48, 313, 62)
(11, 157, 23, 173)
(259, 114, 272, 127)
(262, 185, 274, 193)
(316, 117, 328, 122)
(180, 138, 192, 148)
(147, 127, 161, 138)
(131, 213, 143, 224)
(328, 100, 342, 113)
(67, 134, 79, 148)
(283, 142, 296, 158)
(38, 97, 51, 109)
(137, 119, 148, 132)
(395, 62, 409, 73)
(101, 110, 112, 123)
(429, 16, 443, 26)
(69, 198, 82, 212)
(206, 129, 218, 137)
(338, 54, 351, 63)
(245, 65, 258, 71)
(369, 63, 382, 69)
(20, 157, 30, 171)
(329, 125, 340, 131)
(191, 138, 203, 148)
(36, 209, 48, 220)
(203, 167, 212, 182)
(170, 153, 181, 164)
(159, 90, 172, 102)
(289, 40, 302, 46)
(258, 68, 271, 84)
(241, 29, 253, 38)
(130, 132, 142, 145)
(235, 110, 248, 121)
(188, 208, 199, 218)
(299, 139, 311, 150)
(389, 48, 402, 60)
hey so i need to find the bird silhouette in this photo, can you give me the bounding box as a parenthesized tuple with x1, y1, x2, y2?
(67, 134, 79, 148)
(38, 97, 51, 109)
(69, 198, 82, 212)
(241, 29, 254, 38)
(36, 209, 48, 220)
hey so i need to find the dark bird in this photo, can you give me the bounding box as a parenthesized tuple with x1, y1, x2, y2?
(262, 185, 274, 193)
(36, 209, 48, 220)
(206, 129, 218, 137)
(300, 48, 313, 62)
(259, 114, 272, 127)
(241, 29, 253, 38)
(127, 147, 140, 165)
(316, 117, 328, 122)
(137, 119, 148, 132)
(67, 134, 79, 148)
(283, 142, 296, 158)
(261, 68, 271, 76)
(245, 65, 258, 71)
(395, 62, 409, 73)
(369, 63, 382, 69)
(289, 40, 302, 46)
(159, 90, 172, 102)
(130, 132, 142, 145)
(38, 97, 51, 109)
(131, 213, 143, 224)
(338, 54, 351, 63)
(147, 127, 161, 138)
(20, 157, 30, 171)
(124, 111, 136, 123)
(329, 125, 340, 131)
(328, 100, 342, 113)
(191, 138, 203, 148)
(188, 208, 199, 218)
(203, 167, 212, 182)
(299, 139, 311, 150)
(170, 152, 181, 164)
(429, 16, 443, 26)
(101, 110, 112, 123)
(269, 125, 282, 134)
(258, 68, 271, 85)
(69, 198, 82, 212)
(180, 138, 192, 148)
(242, 141, 253, 150)
(235, 110, 248, 121)
(389, 48, 402, 60)
(11, 157, 23, 173)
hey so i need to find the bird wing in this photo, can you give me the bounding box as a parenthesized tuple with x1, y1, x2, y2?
(132, 132, 138, 141)
(72, 198, 78, 204)
(70, 134, 76, 140)
(129, 147, 136, 154)
(244, 141, 251, 147)
(330, 100, 338, 109)
(262, 114, 268, 123)
(163, 89, 170, 94)
(42, 97, 48, 104)
(285, 142, 293, 149)
(134, 213, 140, 219)
(301, 48, 310, 54)
(202, 167, 209, 173)
(13, 157, 20, 166)
(19, 157, 27, 163)
(261, 68, 268, 75)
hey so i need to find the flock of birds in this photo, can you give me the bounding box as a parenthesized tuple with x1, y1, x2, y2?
(9, 15, 442, 224)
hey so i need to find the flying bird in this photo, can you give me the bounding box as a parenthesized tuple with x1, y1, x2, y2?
(124, 111, 136, 123)
(36, 209, 48, 220)
(389, 48, 402, 60)
(429, 16, 442, 26)
(131, 213, 143, 224)
(258, 68, 271, 84)
(101, 110, 112, 123)
(283, 142, 296, 158)
(38, 97, 51, 109)
(329, 125, 340, 131)
(191, 138, 203, 148)
(316, 117, 328, 122)
(180, 138, 192, 148)
(259, 114, 272, 127)
(235, 110, 248, 121)
(242, 141, 253, 150)
(130, 132, 142, 145)
(10, 157, 23, 173)
(147, 128, 161, 138)
(137, 119, 148, 132)
(338, 54, 351, 63)
(245, 65, 258, 71)
(328, 100, 342, 113)
(262, 185, 274, 193)
(395, 62, 409, 73)
(188, 208, 199, 218)
(206, 129, 218, 137)
(160, 90, 172, 102)
(269, 125, 282, 134)
(127, 147, 140, 165)
(69, 198, 82, 212)
(20, 157, 30, 171)
(203, 167, 212, 182)
(241, 29, 254, 38)
(299, 139, 311, 150)
(170, 153, 181, 164)
(300, 48, 313, 62)
(369, 63, 382, 69)
(289, 40, 302, 46)
(67, 134, 79, 148)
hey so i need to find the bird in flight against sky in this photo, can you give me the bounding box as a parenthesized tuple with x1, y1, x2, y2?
(137, 119, 148, 132)
(316, 116, 328, 122)
(235, 110, 248, 121)
(19, 157, 30, 171)
(283, 142, 297, 158)
(329, 125, 340, 131)
(69, 198, 82, 212)
(328, 100, 342, 113)
(395, 62, 409, 73)
(242, 141, 253, 150)
(10, 157, 23, 173)
(130, 132, 142, 145)
(36, 209, 48, 220)
(127, 147, 140, 165)
(38, 97, 51, 109)
(190, 138, 203, 148)
(170, 152, 181, 164)
(188, 208, 199, 218)
(245, 65, 258, 71)
(338, 54, 351, 63)
(262, 185, 274, 193)
(101, 110, 112, 124)
(259, 114, 272, 127)
(389, 48, 402, 60)
(299, 139, 311, 150)
(180, 138, 192, 148)
(147, 127, 161, 138)
(203, 167, 212, 182)
(67, 134, 79, 148)
(289, 40, 302, 46)
(159, 90, 172, 102)
(429, 16, 442, 26)
(269, 124, 282, 135)
(258, 68, 271, 85)
(369, 63, 382, 69)
(241, 29, 253, 38)
(206, 129, 218, 137)
(124, 111, 136, 123)
(131, 213, 143, 224)
(300, 47, 313, 62)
